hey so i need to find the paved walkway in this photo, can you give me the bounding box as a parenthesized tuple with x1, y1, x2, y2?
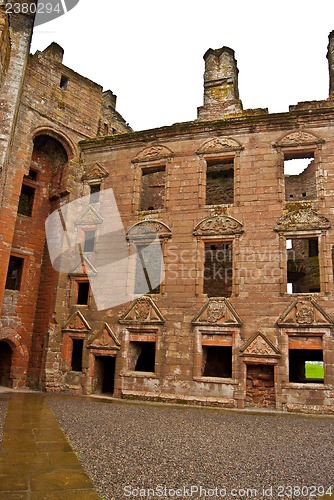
(0, 391, 100, 499)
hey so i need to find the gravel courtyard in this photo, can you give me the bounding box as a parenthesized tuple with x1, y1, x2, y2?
(48, 396, 334, 500)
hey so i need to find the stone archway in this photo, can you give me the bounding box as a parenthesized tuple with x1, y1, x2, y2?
(0, 341, 13, 387)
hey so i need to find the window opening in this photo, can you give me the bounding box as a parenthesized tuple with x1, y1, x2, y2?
(83, 230, 96, 253)
(5, 256, 24, 291)
(134, 243, 162, 294)
(71, 339, 84, 372)
(24, 169, 38, 182)
(204, 241, 232, 297)
(284, 152, 316, 201)
(18, 184, 35, 216)
(60, 75, 69, 90)
(206, 158, 234, 205)
(289, 349, 324, 383)
(286, 237, 320, 293)
(89, 183, 101, 203)
(129, 341, 156, 372)
(77, 282, 89, 305)
(140, 167, 165, 211)
(202, 346, 232, 378)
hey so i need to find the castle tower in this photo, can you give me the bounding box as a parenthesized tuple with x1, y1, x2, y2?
(197, 46, 243, 120)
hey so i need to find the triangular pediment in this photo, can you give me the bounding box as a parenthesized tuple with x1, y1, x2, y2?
(70, 256, 97, 276)
(274, 208, 330, 232)
(133, 145, 174, 163)
(75, 205, 103, 226)
(197, 137, 243, 155)
(277, 298, 334, 328)
(240, 331, 281, 358)
(119, 296, 165, 324)
(194, 215, 243, 236)
(82, 163, 109, 181)
(192, 298, 242, 326)
(63, 311, 91, 332)
(274, 131, 324, 148)
(88, 323, 121, 350)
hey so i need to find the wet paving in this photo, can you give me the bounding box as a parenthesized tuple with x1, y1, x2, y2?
(0, 391, 100, 499)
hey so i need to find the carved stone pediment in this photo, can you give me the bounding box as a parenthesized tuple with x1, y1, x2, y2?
(277, 298, 334, 328)
(82, 163, 109, 181)
(88, 323, 120, 350)
(119, 296, 165, 324)
(240, 331, 281, 358)
(70, 256, 97, 276)
(75, 205, 103, 226)
(127, 220, 172, 240)
(197, 137, 243, 155)
(274, 131, 324, 148)
(63, 311, 91, 332)
(194, 215, 243, 236)
(192, 298, 242, 326)
(133, 145, 174, 163)
(274, 209, 330, 232)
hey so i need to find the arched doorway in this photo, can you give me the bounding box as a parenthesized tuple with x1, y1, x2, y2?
(0, 341, 12, 387)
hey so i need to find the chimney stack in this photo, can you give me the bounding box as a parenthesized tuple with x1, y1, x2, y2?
(327, 31, 334, 97)
(197, 46, 243, 120)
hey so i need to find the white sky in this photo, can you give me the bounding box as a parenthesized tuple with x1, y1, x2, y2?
(31, 0, 334, 132)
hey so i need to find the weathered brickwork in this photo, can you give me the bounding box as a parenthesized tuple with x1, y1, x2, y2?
(1, 12, 334, 413)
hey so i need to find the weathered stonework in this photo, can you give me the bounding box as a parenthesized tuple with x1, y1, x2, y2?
(1, 14, 334, 413)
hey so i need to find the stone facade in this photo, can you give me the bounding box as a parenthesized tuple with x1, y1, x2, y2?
(1, 5, 334, 413)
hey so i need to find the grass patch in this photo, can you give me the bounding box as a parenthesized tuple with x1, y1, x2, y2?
(305, 361, 324, 379)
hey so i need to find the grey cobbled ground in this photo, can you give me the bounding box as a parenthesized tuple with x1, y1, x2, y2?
(48, 396, 334, 500)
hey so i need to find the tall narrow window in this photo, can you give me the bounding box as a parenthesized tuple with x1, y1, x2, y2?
(83, 230, 96, 253)
(60, 75, 69, 90)
(206, 158, 234, 205)
(286, 237, 320, 293)
(71, 339, 84, 372)
(89, 183, 101, 203)
(5, 256, 24, 291)
(76, 282, 90, 305)
(134, 243, 162, 294)
(18, 184, 35, 216)
(284, 152, 316, 201)
(140, 167, 165, 211)
(204, 242, 233, 297)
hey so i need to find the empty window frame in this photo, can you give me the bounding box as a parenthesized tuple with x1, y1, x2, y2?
(89, 183, 101, 203)
(5, 256, 24, 291)
(83, 230, 96, 253)
(284, 152, 316, 202)
(289, 349, 324, 383)
(18, 184, 35, 216)
(134, 243, 163, 294)
(71, 338, 84, 371)
(206, 158, 234, 205)
(60, 75, 69, 90)
(286, 237, 320, 293)
(128, 341, 156, 372)
(76, 281, 90, 305)
(204, 241, 233, 297)
(140, 166, 165, 211)
(202, 346, 232, 378)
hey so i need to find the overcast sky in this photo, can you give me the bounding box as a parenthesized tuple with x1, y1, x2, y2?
(30, 0, 334, 132)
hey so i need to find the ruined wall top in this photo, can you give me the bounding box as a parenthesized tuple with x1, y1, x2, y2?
(197, 46, 243, 121)
(327, 30, 334, 97)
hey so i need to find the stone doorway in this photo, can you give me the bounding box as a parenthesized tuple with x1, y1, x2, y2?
(246, 364, 275, 408)
(0, 341, 12, 387)
(94, 356, 116, 395)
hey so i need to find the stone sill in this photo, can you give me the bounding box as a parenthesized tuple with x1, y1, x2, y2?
(193, 376, 238, 385)
(121, 371, 157, 379)
(283, 383, 330, 390)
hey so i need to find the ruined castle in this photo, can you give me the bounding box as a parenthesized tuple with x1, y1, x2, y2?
(1, 3, 334, 413)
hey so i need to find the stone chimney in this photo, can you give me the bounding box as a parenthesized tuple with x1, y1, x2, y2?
(197, 46, 243, 120)
(327, 30, 334, 97)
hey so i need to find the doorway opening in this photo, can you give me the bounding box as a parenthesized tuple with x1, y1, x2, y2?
(94, 356, 116, 395)
(0, 341, 12, 387)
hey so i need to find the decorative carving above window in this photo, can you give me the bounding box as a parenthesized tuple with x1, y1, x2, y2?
(192, 298, 242, 326)
(119, 296, 165, 324)
(88, 323, 121, 350)
(274, 209, 330, 232)
(63, 311, 91, 332)
(197, 137, 243, 155)
(75, 205, 103, 226)
(127, 220, 172, 240)
(132, 145, 174, 164)
(273, 131, 325, 148)
(193, 215, 243, 236)
(276, 298, 334, 328)
(69, 256, 97, 276)
(240, 331, 281, 358)
(82, 163, 109, 181)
